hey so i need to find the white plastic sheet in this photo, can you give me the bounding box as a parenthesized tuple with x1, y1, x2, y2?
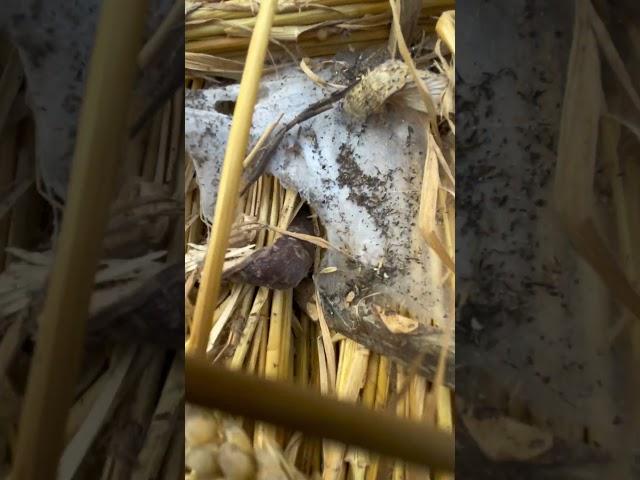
(186, 68, 453, 380)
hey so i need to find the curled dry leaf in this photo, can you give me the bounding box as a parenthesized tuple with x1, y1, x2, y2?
(435, 10, 455, 55)
(372, 304, 419, 334)
(299, 57, 345, 89)
(344, 59, 410, 120)
(344, 59, 448, 120)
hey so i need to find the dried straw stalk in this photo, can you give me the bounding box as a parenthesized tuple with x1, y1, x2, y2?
(185, 0, 452, 65)
(10, 0, 148, 477)
(187, 0, 278, 356)
(185, 355, 455, 472)
(186, 0, 454, 19)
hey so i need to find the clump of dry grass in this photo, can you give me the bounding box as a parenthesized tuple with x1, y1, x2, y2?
(185, 0, 454, 81)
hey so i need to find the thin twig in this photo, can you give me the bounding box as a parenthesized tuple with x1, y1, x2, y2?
(241, 81, 357, 195)
(188, 0, 279, 356)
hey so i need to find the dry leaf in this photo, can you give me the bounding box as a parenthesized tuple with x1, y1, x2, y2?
(372, 304, 419, 334)
(554, 0, 640, 319)
(419, 130, 455, 273)
(319, 266, 338, 274)
(344, 59, 410, 119)
(460, 407, 553, 462)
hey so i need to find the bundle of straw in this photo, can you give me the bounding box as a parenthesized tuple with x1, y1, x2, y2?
(186, 0, 454, 79)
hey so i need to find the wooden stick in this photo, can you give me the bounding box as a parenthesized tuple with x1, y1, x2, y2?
(10, 0, 148, 477)
(187, 0, 278, 356)
(185, 356, 454, 472)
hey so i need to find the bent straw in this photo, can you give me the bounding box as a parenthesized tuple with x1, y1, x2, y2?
(187, 0, 278, 356)
(435, 10, 454, 54)
(10, 0, 148, 477)
(186, 355, 454, 472)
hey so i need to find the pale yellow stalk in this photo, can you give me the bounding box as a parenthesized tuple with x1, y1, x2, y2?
(323, 339, 369, 480)
(366, 356, 390, 480)
(188, 0, 278, 357)
(230, 287, 271, 369)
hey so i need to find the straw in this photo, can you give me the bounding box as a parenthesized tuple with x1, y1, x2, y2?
(187, 0, 279, 357)
(185, 355, 455, 472)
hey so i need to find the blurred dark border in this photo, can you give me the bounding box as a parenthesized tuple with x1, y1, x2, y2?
(457, 1, 639, 478)
(0, 1, 184, 476)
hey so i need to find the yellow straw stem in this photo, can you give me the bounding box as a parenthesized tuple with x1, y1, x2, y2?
(186, 356, 454, 472)
(187, 2, 392, 40)
(187, 0, 278, 356)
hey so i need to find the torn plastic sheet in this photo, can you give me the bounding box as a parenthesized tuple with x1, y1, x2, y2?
(185, 68, 453, 384)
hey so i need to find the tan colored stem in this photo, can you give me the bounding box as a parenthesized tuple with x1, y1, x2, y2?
(187, 2, 393, 40)
(187, 0, 278, 357)
(185, 356, 454, 472)
(186, 22, 434, 55)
